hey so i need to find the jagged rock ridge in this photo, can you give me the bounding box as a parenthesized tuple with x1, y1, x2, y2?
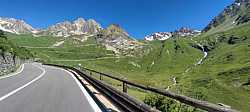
(145, 27, 201, 41)
(41, 18, 102, 37)
(203, 0, 250, 32)
(0, 17, 37, 34)
(97, 24, 142, 55)
(0, 17, 102, 37)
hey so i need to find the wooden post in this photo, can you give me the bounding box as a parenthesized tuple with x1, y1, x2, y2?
(100, 74, 102, 80)
(123, 81, 127, 93)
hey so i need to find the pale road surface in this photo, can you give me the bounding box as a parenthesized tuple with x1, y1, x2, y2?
(0, 63, 101, 112)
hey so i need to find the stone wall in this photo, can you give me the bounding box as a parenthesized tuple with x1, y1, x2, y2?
(0, 53, 21, 76)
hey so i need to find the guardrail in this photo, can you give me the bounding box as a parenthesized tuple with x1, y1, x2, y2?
(45, 64, 158, 112)
(45, 64, 239, 112)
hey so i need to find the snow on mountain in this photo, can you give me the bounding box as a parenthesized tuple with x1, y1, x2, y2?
(203, 0, 250, 32)
(145, 32, 172, 41)
(44, 18, 102, 37)
(145, 27, 201, 41)
(174, 27, 201, 37)
(0, 17, 103, 37)
(0, 17, 37, 34)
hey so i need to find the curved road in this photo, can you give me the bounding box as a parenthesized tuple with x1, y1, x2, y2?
(0, 63, 101, 112)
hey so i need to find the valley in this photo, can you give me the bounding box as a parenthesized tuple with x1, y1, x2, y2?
(7, 23, 250, 111)
(1, 0, 250, 111)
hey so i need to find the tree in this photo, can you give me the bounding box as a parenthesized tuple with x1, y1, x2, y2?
(0, 30, 7, 39)
(9, 48, 17, 65)
(0, 30, 7, 62)
(0, 46, 7, 63)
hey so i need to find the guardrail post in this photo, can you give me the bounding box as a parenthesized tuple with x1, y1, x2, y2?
(100, 74, 102, 80)
(123, 81, 127, 93)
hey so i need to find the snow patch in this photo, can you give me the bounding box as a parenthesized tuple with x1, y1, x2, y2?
(52, 41, 65, 47)
(145, 32, 172, 41)
(0, 26, 15, 33)
(129, 61, 141, 68)
(235, 2, 241, 6)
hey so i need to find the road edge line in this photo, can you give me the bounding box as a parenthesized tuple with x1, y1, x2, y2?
(64, 69, 102, 112)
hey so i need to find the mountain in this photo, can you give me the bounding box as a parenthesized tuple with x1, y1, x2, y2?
(5, 1, 250, 111)
(97, 24, 141, 55)
(0, 17, 102, 37)
(145, 32, 172, 41)
(99, 24, 131, 40)
(0, 17, 140, 55)
(173, 27, 201, 37)
(203, 0, 250, 33)
(144, 27, 200, 41)
(41, 18, 102, 37)
(0, 17, 37, 34)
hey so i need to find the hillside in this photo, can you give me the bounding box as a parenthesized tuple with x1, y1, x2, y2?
(203, 0, 250, 34)
(0, 30, 32, 76)
(6, 20, 250, 111)
(181, 23, 250, 111)
(72, 23, 250, 112)
(2, 0, 250, 111)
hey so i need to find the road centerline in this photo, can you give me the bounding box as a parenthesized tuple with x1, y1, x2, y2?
(0, 64, 46, 102)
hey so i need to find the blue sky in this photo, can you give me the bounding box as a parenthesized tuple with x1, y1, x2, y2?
(0, 0, 234, 39)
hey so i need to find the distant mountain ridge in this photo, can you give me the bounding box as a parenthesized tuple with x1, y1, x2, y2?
(145, 27, 201, 41)
(0, 17, 140, 55)
(0, 17, 102, 37)
(43, 18, 102, 37)
(0, 17, 37, 34)
(97, 24, 141, 55)
(203, 0, 250, 33)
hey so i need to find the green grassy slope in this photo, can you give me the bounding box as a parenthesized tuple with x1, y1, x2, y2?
(0, 32, 32, 59)
(179, 23, 250, 111)
(8, 23, 250, 111)
(8, 34, 115, 63)
(7, 34, 59, 47)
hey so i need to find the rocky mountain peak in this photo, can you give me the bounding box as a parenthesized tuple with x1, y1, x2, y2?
(145, 27, 201, 41)
(74, 18, 86, 24)
(174, 27, 201, 37)
(203, 0, 250, 32)
(81, 19, 102, 34)
(97, 24, 139, 55)
(106, 24, 129, 36)
(44, 18, 102, 37)
(87, 19, 98, 24)
(145, 32, 172, 41)
(0, 17, 37, 34)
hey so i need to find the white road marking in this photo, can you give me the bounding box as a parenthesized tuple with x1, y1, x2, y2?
(0, 64, 46, 102)
(63, 69, 102, 112)
(0, 64, 25, 80)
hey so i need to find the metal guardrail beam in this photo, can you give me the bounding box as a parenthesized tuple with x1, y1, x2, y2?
(79, 69, 158, 112)
(79, 66, 239, 112)
(45, 64, 158, 112)
(45, 64, 239, 112)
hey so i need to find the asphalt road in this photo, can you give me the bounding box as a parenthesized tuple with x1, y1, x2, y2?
(0, 63, 101, 112)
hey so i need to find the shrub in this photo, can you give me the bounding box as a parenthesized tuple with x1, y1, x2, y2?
(143, 93, 202, 112)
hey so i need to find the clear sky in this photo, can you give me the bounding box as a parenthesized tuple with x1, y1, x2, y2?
(0, 0, 234, 39)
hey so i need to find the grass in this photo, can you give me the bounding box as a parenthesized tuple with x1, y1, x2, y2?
(7, 34, 59, 47)
(7, 23, 250, 112)
(179, 23, 250, 111)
